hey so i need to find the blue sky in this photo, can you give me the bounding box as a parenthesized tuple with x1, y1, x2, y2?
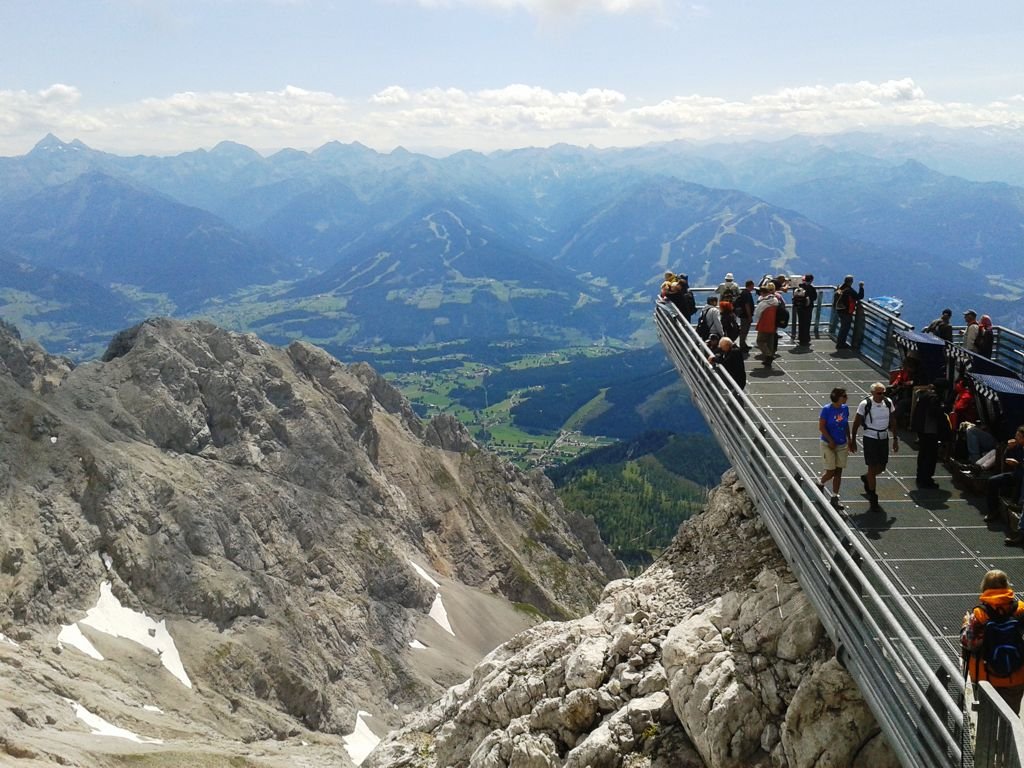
(1, 0, 1022, 155)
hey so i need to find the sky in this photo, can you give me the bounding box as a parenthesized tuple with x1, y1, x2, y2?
(1, 0, 1023, 156)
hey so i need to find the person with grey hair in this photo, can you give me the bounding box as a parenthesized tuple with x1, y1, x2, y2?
(833, 275, 864, 350)
(708, 336, 746, 390)
(851, 382, 898, 512)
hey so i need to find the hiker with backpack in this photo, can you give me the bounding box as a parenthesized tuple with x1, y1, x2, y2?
(695, 296, 723, 341)
(752, 283, 781, 369)
(962, 569, 1024, 712)
(792, 273, 817, 349)
(850, 383, 898, 512)
(833, 275, 864, 351)
(923, 308, 954, 342)
(716, 272, 741, 305)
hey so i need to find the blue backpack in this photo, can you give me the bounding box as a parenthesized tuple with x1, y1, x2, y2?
(979, 600, 1024, 677)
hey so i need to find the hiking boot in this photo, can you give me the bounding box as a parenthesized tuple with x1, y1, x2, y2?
(1005, 533, 1024, 547)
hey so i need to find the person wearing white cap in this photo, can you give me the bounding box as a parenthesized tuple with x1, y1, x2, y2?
(717, 272, 741, 304)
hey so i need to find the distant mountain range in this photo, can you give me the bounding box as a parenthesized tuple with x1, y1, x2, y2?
(1, 131, 1022, 357)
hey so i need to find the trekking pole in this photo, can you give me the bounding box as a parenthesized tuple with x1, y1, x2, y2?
(960, 651, 971, 768)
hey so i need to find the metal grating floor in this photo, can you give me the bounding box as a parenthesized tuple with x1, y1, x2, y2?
(741, 330, 1024, 663)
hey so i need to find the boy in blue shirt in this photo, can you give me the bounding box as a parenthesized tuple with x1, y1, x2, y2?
(819, 387, 855, 510)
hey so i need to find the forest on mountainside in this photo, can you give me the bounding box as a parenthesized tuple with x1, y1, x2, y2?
(550, 432, 729, 569)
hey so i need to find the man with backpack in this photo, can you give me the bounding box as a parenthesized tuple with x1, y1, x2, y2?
(716, 272, 741, 305)
(834, 275, 864, 350)
(923, 308, 954, 342)
(850, 383, 898, 512)
(962, 569, 1024, 712)
(792, 273, 817, 349)
(695, 296, 723, 341)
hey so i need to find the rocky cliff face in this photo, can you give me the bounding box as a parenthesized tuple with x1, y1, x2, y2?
(367, 471, 899, 768)
(0, 318, 624, 766)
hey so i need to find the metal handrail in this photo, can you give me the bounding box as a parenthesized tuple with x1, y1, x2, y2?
(655, 302, 966, 767)
(950, 324, 1024, 379)
(974, 682, 1024, 768)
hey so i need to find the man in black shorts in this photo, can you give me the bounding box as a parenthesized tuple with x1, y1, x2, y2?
(851, 383, 899, 512)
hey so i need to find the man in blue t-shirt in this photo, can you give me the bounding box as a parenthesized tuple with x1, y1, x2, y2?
(818, 387, 855, 510)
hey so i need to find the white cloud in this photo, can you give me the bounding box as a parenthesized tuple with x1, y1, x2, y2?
(371, 86, 411, 105)
(1, 78, 1022, 156)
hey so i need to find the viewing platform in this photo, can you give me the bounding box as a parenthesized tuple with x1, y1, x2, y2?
(656, 294, 1024, 768)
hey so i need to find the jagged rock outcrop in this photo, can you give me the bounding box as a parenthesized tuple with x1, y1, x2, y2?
(367, 471, 899, 768)
(0, 317, 624, 766)
(0, 318, 74, 394)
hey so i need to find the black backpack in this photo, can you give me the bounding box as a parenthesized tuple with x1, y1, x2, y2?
(680, 291, 697, 318)
(695, 307, 712, 340)
(775, 302, 790, 329)
(978, 600, 1024, 678)
(721, 312, 740, 341)
(792, 284, 808, 307)
(862, 396, 893, 425)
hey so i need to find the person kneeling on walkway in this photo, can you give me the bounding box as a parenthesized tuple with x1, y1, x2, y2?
(851, 383, 898, 511)
(962, 569, 1024, 713)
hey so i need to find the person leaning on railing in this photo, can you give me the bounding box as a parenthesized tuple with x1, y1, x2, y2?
(962, 569, 1024, 714)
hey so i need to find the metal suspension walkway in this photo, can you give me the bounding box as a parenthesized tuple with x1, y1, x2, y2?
(655, 297, 1024, 768)
(746, 336, 1014, 661)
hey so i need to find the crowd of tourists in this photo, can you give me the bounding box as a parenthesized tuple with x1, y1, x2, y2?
(659, 269, 1024, 717)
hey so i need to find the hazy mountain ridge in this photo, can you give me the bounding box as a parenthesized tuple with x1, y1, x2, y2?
(2, 131, 1024, 358)
(0, 170, 294, 310)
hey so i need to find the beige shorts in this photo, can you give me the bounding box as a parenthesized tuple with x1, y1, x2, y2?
(821, 442, 849, 470)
